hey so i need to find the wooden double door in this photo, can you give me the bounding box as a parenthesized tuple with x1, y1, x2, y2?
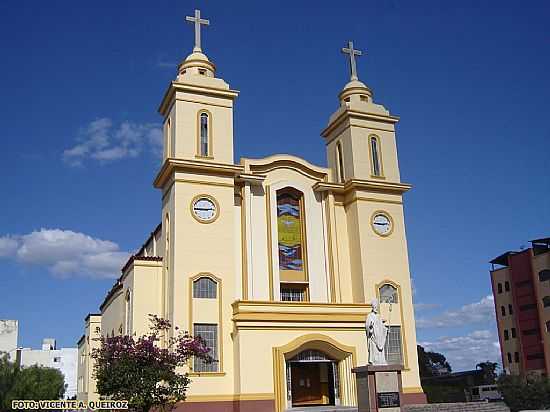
(290, 362, 336, 407)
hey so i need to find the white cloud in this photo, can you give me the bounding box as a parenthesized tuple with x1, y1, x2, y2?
(416, 295, 495, 328)
(63, 118, 162, 166)
(0, 229, 130, 279)
(420, 329, 501, 371)
(414, 302, 441, 311)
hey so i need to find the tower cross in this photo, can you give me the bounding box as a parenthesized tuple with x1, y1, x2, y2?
(341, 41, 363, 81)
(186, 9, 210, 52)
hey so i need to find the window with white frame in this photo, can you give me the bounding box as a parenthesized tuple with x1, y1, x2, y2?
(193, 323, 218, 372)
(384, 326, 403, 365)
(280, 284, 307, 302)
(193, 277, 217, 299)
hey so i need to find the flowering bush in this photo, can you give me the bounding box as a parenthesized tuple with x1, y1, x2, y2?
(92, 315, 212, 412)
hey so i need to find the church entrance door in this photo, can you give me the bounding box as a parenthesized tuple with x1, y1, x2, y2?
(287, 350, 337, 408)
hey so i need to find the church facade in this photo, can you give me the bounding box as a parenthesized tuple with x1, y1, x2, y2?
(77, 11, 425, 412)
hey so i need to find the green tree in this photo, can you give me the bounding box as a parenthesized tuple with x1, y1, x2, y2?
(498, 373, 550, 412)
(0, 354, 66, 411)
(417, 345, 452, 377)
(92, 315, 211, 412)
(476, 361, 498, 384)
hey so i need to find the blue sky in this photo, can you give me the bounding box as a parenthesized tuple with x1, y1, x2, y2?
(0, 0, 548, 371)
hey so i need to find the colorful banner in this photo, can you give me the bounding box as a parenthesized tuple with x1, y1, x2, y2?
(277, 194, 303, 271)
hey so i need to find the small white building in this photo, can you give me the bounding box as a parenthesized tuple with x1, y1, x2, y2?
(19, 338, 78, 399)
(0, 320, 19, 361)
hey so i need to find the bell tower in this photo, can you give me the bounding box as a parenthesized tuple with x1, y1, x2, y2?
(322, 41, 401, 184)
(320, 41, 422, 391)
(158, 9, 238, 164)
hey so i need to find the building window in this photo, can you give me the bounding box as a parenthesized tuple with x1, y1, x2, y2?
(199, 112, 209, 157)
(193, 277, 217, 299)
(276, 188, 308, 299)
(519, 303, 537, 311)
(379, 284, 398, 304)
(546, 321, 550, 333)
(164, 117, 171, 158)
(508, 304, 514, 315)
(507, 353, 512, 363)
(280, 284, 307, 302)
(543, 296, 550, 308)
(539, 270, 550, 282)
(511, 328, 517, 338)
(501, 306, 506, 316)
(193, 324, 218, 372)
(514, 352, 520, 362)
(384, 326, 403, 365)
(497, 283, 503, 294)
(505, 281, 510, 292)
(95, 326, 101, 334)
(504, 329, 509, 340)
(53, 357, 61, 363)
(125, 290, 132, 334)
(370, 136, 382, 177)
(336, 142, 345, 182)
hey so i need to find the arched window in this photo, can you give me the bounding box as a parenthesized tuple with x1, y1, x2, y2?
(379, 284, 398, 304)
(125, 290, 132, 334)
(336, 142, 345, 183)
(193, 277, 217, 299)
(164, 118, 171, 158)
(199, 112, 209, 157)
(277, 188, 308, 301)
(370, 136, 382, 176)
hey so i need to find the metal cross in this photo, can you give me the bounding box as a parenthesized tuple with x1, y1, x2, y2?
(341, 41, 363, 81)
(186, 9, 210, 52)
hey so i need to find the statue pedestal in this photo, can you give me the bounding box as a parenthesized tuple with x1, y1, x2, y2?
(352, 365, 403, 412)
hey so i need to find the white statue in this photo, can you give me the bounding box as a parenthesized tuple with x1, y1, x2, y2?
(366, 298, 389, 365)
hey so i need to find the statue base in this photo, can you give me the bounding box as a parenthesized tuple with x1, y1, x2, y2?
(352, 364, 404, 412)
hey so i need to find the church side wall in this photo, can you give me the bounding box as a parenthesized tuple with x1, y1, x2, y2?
(131, 262, 163, 336)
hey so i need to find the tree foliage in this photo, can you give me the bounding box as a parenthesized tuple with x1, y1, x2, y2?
(417, 345, 452, 377)
(498, 373, 550, 412)
(0, 354, 66, 411)
(476, 361, 498, 384)
(92, 315, 211, 412)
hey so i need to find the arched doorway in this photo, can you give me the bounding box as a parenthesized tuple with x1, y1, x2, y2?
(286, 349, 339, 407)
(273, 334, 357, 412)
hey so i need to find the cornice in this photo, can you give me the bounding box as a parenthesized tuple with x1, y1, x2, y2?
(235, 173, 267, 185)
(313, 179, 411, 195)
(321, 108, 400, 138)
(242, 155, 329, 181)
(158, 81, 239, 116)
(154, 158, 244, 188)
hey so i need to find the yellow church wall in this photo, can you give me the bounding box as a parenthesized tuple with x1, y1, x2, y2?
(172, 93, 235, 164)
(101, 289, 124, 338)
(345, 195, 421, 390)
(130, 260, 163, 336)
(168, 176, 237, 395)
